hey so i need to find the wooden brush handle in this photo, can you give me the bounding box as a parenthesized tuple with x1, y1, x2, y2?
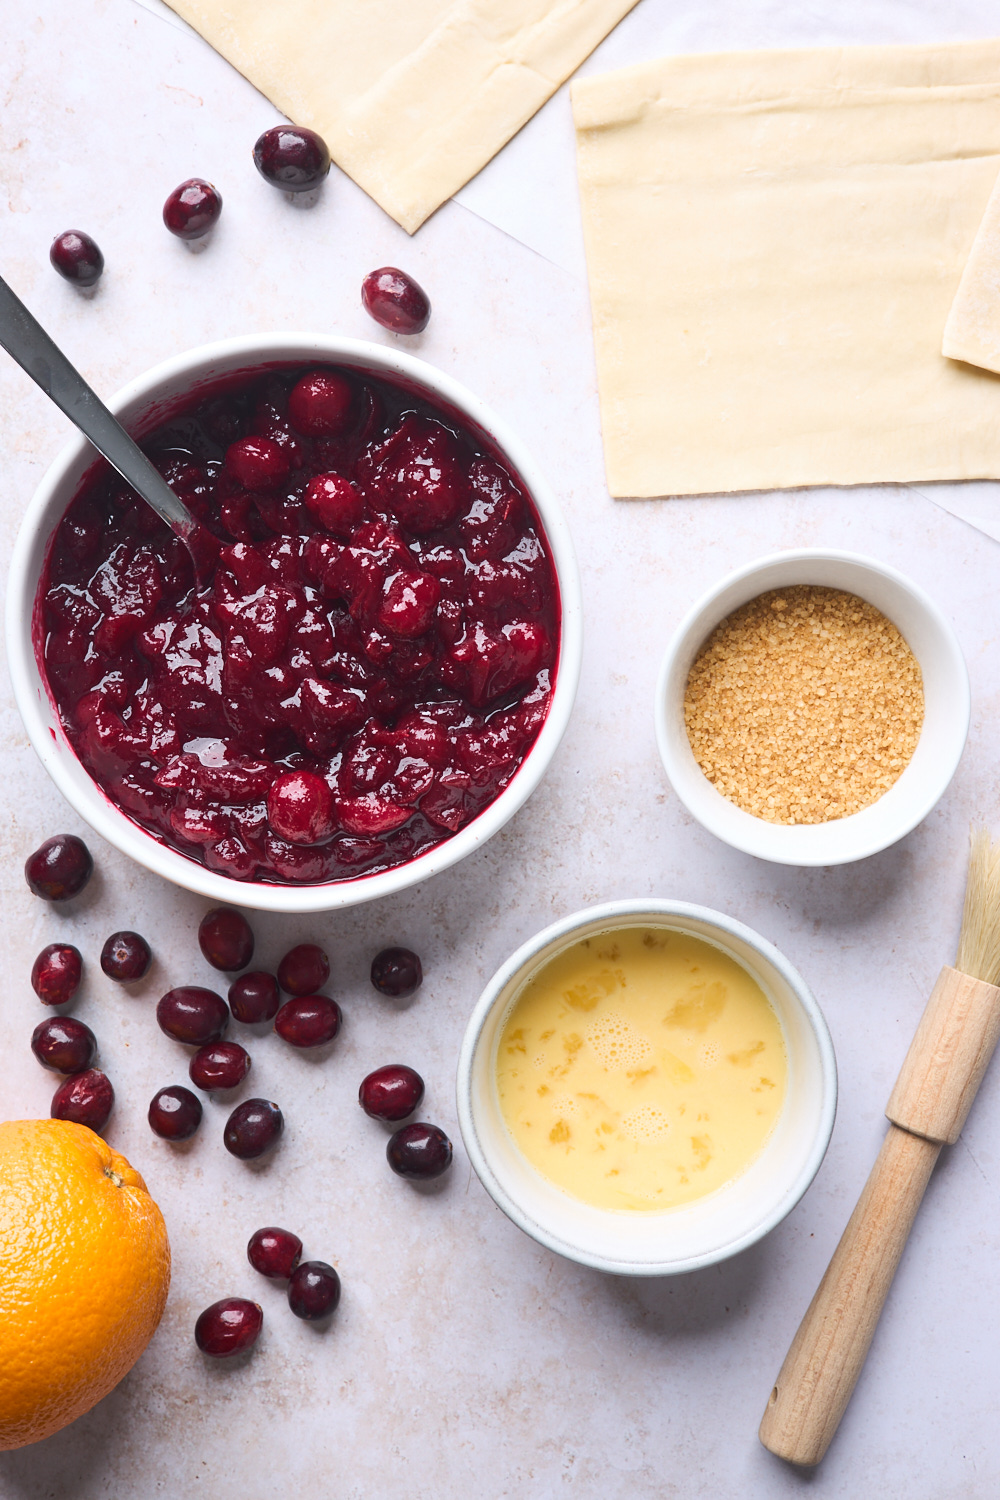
(760, 965, 1000, 1467)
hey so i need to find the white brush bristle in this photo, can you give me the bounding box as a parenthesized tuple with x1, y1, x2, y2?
(955, 828, 1000, 985)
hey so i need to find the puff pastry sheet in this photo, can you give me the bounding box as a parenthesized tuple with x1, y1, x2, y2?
(165, 0, 638, 232)
(571, 41, 1000, 498)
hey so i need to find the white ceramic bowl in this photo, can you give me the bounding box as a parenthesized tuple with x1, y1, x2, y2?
(6, 334, 582, 912)
(655, 549, 969, 867)
(457, 899, 836, 1276)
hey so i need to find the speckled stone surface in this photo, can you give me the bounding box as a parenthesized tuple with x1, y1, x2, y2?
(0, 1, 998, 1495)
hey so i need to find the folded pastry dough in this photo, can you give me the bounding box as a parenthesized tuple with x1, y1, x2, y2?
(572, 40, 1000, 498)
(164, 0, 638, 232)
(943, 168, 1000, 374)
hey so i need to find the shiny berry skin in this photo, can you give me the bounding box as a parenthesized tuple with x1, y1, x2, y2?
(288, 371, 353, 436)
(370, 946, 422, 998)
(51, 1068, 114, 1133)
(287, 1260, 340, 1321)
(190, 1040, 251, 1091)
(387, 1121, 452, 1179)
(359, 1064, 424, 1122)
(198, 907, 255, 971)
(31, 1016, 96, 1074)
(162, 178, 222, 240)
(247, 1225, 302, 1279)
(195, 1297, 262, 1357)
(31, 943, 83, 1006)
(362, 267, 431, 335)
(267, 770, 335, 845)
(156, 986, 229, 1045)
(100, 930, 151, 982)
(274, 994, 341, 1049)
(302, 472, 365, 536)
(25, 834, 93, 901)
(276, 943, 330, 996)
(49, 231, 104, 288)
(228, 971, 280, 1024)
(253, 125, 330, 192)
(225, 435, 290, 490)
(148, 1084, 203, 1140)
(224, 1098, 283, 1158)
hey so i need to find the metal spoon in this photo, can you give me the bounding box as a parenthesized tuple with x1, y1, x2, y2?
(0, 272, 218, 583)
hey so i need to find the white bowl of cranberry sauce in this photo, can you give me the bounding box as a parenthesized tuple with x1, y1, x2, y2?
(8, 335, 582, 912)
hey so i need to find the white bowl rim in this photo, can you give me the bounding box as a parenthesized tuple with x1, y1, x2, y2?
(654, 547, 970, 867)
(6, 332, 583, 912)
(456, 897, 838, 1276)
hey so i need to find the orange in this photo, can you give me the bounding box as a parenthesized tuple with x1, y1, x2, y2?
(0, 1119, 170, 1451)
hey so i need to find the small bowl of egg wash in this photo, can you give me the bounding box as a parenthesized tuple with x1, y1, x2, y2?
(456, 900, 836, 1275)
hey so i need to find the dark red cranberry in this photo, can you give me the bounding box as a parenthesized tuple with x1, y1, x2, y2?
(302, 472, 364, 536)
(247, 1225, 302, 1279)
(253, 125, 330, 192)
(195, 1297, 262, 1357)
(50, 231, 104, 287)
(25, 835, 93, 901)
(190, 1040, 251, 1091)
(31, 943, 83, 1005)
(198, 907, 255, 971)
(148, 1084, 203, 1140)
(387, 1121, 452, 1179)
(224, 1098, 283, 1158)
(162, 178, 222, 240)
(228, 971, 280, 1024)
(359, 1064, 424, 1122)
(274, 994, 341, 1049)
(266, 770, 335, 845)
(31, 1016, 96, 1074)
(362, 268, 431, 335)
(276, 943, 330, 996)
(100, 930, 151, 982)
(288, 371, 353, 436)
(370, 947, 422, 998)
(287, 1260, 340, 1321)
(157, 986, 229, 1045)
(51, 1068, 114, 1133)
(225, 435, 290, 491)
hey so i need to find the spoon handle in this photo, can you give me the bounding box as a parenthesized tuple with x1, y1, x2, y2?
(0, 272, 193, 535)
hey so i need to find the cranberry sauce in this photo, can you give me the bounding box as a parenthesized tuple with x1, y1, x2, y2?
(38, 365, 560, 885)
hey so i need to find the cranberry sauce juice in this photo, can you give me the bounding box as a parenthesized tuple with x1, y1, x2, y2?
(38, 365, 560, 885)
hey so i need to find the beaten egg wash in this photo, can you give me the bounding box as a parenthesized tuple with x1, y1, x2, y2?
(495, 928, 787, 1212)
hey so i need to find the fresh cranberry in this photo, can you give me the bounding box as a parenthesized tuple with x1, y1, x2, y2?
(31, 1016, 96, 1073)
(386, 1121, 452, 1179)
(100, 930, 151, 982)
(253, 125, 330, 192)
(247, 1226, 302, 1279)
(190, 1040, 251, 1091)
(274, 994, 341, 1049)
(288, 371, 353, 436)
(225, 436, 290, 491)
(224, 1098, 283, 1158)
(50, 231, 104, 287)
(157, 986, 229, 1045)
(25, 835, 93, 900)
(362, 268, 431, 335)
(266, 770, 335, 845)
(359, 1064, 424, 1121)
(31, 943, 83, 1005)
(162, 178, 222, 240)
(195, 1298, 262, 1357)
(198, 907, 255, 971)
(287, 1260, 340, 1321)
(51, 1068, 114, 1133)
(276, 943, 330, 995)
(370, 947, 422, 997)
(302, 473, 364, 536)
(148, 1084, 203, 1140)
(228, 971, 280, 1023)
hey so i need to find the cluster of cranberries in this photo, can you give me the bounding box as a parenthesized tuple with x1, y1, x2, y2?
(195, 1225, 342, 1357)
